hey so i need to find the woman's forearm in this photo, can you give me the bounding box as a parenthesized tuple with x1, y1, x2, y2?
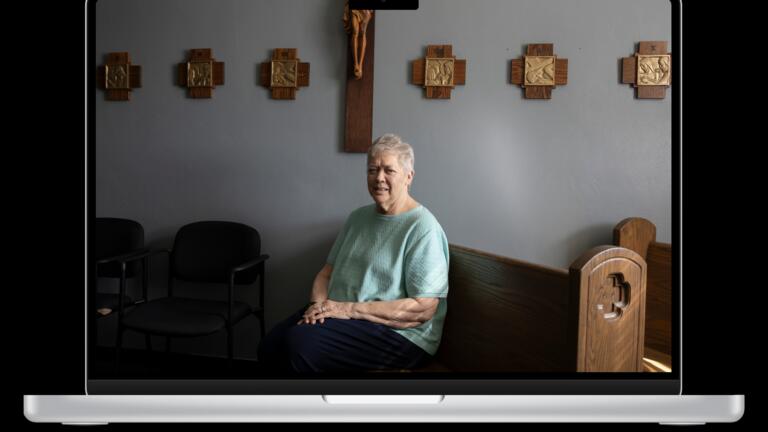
(310, 275, 329, 304)
(310, 264, 333, 303)
(350, 298, 438, 329)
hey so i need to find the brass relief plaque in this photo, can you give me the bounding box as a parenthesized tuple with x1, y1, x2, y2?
(637, 55, 670, 86)
(524, 56, 555, 86)
(425, 58, 455, 87)
(188, 62, 213, 88)
(105, 64, 129, 89)
(270, 60, 298, 88)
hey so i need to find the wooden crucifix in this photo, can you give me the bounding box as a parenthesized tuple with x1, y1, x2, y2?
(96, 52, 142, 101)
(411, 45, 467, 99)
(343, 1, 375, 153)
(177, 49, 224, 99)
(622, 41, 671, 99)
(259, 49, 310, 100)
(511, 43, 568, 99)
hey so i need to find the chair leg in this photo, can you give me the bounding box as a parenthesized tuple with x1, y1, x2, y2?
(227, 327, 234, 368)
(259, 313, 265, 339)
(165, 337, 171, 353)
(116, 327, 124, 371)
(95, 313, 99, 344)
(145, 334, 152, 351)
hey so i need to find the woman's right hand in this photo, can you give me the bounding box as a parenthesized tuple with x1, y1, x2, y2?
(298, 264, 333, 325)
(297, 302, 325, 325)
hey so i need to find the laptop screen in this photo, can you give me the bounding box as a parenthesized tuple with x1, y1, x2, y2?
(87, 0, 679, 395)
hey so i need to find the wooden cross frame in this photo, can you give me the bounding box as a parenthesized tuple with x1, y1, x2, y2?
(96, 52, 142, 101)
(622, 41, 671, 99)
(411, 45, 466, 99)
(511, 43, 568, 99)
(343, 12, 375, 153)
(259, 49, 310, 100)
(177, 49, 224, 99)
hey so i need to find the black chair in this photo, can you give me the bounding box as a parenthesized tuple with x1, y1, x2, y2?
(118, 221, 269, 365)
(93, 218, 148, 320)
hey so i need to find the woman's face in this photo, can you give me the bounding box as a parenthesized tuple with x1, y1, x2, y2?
(367, 152, 413, 209)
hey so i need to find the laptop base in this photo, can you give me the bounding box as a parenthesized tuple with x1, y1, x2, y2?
(26, 394, 744, 423)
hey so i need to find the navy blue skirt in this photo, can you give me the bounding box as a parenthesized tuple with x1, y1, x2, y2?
(257, 307, 431, 373)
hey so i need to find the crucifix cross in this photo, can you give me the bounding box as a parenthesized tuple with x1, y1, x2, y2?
(622, 41, 671, 99)
(411, 45, 467, 99)
(97, 52, 142, 101)
(343, 3, 375, 153)
(259, 49, 310, 100)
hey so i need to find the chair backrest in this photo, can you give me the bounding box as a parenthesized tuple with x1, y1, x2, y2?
(171, 221, 262, 284)
(93, 217, 144, 278)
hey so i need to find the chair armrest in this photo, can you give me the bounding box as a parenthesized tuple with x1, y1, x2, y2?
(96, 248, 151, 265)
(231, 254, 270, 274)
(96, 247, 170, 265)
(145, 248, 172, 258)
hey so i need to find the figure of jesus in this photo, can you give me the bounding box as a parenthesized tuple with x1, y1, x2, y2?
(343, 0, 373, 80)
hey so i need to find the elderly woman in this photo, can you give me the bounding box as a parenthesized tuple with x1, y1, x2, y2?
(258, 134, 449, 372)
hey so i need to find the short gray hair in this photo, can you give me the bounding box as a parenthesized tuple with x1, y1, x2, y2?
(367, 134, 414, 173)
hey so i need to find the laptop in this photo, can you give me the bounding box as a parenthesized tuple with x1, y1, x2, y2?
(23, 0, 745, 423)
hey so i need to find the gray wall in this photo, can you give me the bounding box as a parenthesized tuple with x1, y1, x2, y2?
(95, 0, 672, 359)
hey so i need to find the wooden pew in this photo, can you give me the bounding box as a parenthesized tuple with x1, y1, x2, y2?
(613, 218, 672, 373)
(421, 243, 647, 372)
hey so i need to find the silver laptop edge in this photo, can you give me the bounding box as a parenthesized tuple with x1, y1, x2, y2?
(25, 395, 744, 423)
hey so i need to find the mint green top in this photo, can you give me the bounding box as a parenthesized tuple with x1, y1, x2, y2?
(326, 203, 449, 356)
